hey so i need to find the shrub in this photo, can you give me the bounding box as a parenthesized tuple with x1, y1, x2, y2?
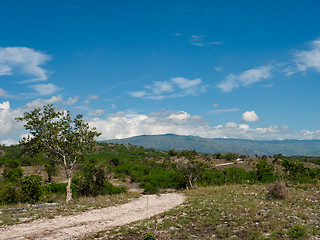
(2, 160, 23, 182)
(288, 225, 305, 239)
(140, 182, 159, 194)
(267, 181, 287, 199)
(256, 159, 276, 183)
(103, 182, 127, 195)
(0, 182, 21, 205)
(20, 175, 43, 203)
(144, 233, 156, 240)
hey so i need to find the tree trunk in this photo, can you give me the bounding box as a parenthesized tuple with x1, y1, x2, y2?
(66, 175, 72, 203)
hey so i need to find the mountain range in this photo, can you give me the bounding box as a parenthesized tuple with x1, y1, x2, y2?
(105, 134, 320, 156)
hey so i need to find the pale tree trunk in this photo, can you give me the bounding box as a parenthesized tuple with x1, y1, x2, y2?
(66, 174, 72, 203)
(63, 155, 73, 203)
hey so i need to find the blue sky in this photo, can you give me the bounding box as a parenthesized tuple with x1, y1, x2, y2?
(1, 0, 320, 145)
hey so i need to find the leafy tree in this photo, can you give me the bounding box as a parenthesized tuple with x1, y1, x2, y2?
(224, 152, 238, 161)
(16, 104, 101, 202)
(2, 160, 23, 182)
(20, 175, 44, 203)
(256, 159, 275, 183)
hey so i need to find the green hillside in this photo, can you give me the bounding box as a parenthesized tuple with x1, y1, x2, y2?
(106, 134, 320, 156)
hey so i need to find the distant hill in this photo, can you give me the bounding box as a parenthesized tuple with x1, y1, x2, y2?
(105, 134, 320, 156)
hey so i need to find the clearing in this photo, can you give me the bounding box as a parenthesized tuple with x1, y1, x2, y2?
(0, 192, 186, 240)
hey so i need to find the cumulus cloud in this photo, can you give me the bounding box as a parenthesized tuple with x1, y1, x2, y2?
(241, 111, 260, 122)
(0, 102, 319, 145)
(0, 47, 51, 83)
(86, 110, 315, 141)
(130, 77, 207, 100)
(218, 65, 272, 92)
(29, 83, 62, 95)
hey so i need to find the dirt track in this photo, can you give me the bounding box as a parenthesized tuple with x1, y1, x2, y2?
(0, 193, 186, 240)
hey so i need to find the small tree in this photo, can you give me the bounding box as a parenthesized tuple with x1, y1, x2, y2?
(16, 104, 101, 203)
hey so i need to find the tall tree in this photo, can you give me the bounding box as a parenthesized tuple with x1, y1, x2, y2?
(16, 104, 101, 202)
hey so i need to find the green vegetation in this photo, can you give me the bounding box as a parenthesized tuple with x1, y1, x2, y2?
(0, 112, 319, 238)
(90, 184, 319, 239)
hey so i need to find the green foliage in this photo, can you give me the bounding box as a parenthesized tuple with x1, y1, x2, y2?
(0, 182, 21, 205)
(144, 233, 156, 240)
(103, 182, 127, 195)
(72, 158, 107, 197)
(2, 160, 23, 182)
(224, 152, 238, 161)
(140, 182, 159, 194)
(281, 159, 309, 183)
(256, 159, 276, 183)
(44, 157, 59, 182)
(288, 225, 305, 239)
(20, 175, 44, 203)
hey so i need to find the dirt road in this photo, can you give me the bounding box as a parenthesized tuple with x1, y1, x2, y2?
(1, 193, 186, 240)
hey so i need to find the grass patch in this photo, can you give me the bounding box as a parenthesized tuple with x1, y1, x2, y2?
(88, 184, 319, 239)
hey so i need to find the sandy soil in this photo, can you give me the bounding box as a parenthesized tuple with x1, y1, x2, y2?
(0, 193, 186, 240)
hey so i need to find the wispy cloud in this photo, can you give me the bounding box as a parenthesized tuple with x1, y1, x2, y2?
(218, 65, 272, 92)
(0, 47, 51, 83)
(0, 88, 8, 97)
(190, 34, 222, 47)
(208, 108, 239, 115)
(130, 77, 207, 100)
(29, 83, 62, 95)
(283, 38, 320, 75)
(64, 96, 79, 105)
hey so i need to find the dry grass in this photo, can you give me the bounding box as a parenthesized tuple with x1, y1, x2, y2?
(90, 184, 320, 239)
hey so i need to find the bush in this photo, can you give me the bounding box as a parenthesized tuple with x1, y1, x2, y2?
(103, 182, 127, 195)
(267, 181, 287, 199)
(0, 182, 21, 205)
(20, 175, 43, 203)
(141, 182, 159, 194)
(2, 160, 23, 182)
(256, 160, 276, 183)
(288, 225, 305, 239)
(144, 233, 156, 240)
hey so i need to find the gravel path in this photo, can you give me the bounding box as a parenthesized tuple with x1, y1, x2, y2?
(1, 193, 186, 240)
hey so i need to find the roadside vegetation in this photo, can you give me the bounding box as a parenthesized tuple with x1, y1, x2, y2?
(0, 105, 319, 238)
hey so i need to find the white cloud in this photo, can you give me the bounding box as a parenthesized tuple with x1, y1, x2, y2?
(64, 96, 79, 105)
(0, 138, 17, 146)
(171, 77, 202, 89)
(0, 88, 7, 97)
(91, 109, 104, 116)
(130, 77, 207, 100)
(218, 66, 272, 92)
(208, 108, 239, 115)
(86, 110, 310, 141)
(145, 81, 173, 94)
(241, 111, 260, 122)
(129, 90, 147, 98)
(25, 95, 63, 108)
(29, 83, 62, 95)
(0, 47, 51, 82)
(284, 39, 320, 75)
(84, 94, 99, 104)
(190, 35, 222, 47)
